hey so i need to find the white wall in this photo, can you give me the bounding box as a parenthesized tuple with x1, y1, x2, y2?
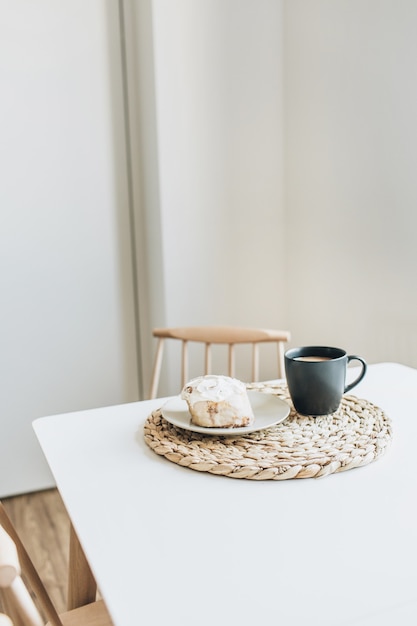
(284, 0, 417, 365)
(0, 1, 139, 496)
(148, 0, 286, 392)
(140, 0, 417, 392)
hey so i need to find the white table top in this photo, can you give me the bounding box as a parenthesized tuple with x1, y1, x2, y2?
(33, 363, 417, 626)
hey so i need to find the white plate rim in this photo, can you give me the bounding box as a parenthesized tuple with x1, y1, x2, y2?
(160, 390, 290, 436)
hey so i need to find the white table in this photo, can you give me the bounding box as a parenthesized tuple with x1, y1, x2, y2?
(33, 363, 417, 626)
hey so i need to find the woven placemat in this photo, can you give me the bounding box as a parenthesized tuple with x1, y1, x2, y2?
(143, 383, 393, 480)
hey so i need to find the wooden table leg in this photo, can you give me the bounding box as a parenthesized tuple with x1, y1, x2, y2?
(67, 523, 97, 610)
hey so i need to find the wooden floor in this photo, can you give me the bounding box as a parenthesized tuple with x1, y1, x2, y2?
(0, 488, 70, 615)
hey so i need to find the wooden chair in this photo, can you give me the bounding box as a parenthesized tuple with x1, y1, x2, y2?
(0, 504, 113, 626)
(149, 325, 291, 398)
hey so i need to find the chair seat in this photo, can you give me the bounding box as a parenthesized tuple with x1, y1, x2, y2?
(152, 326, 289, 344)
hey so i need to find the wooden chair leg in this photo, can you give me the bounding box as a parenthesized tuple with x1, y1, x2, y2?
(228, 345, 235, 378)
(278, 341, 285, 379)
(181, 341, 189, 387)
(204, 343, 212, 375)
(0, 503, 62, 626)
(4, 578, 45, 626)
(149, 338, 165, 399)
(67, 524, 96, 611)
(252, 343, 259, 382)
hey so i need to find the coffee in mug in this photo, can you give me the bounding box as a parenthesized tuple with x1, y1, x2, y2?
(294, 356, 332, 362)
(284, 346, 367, 416)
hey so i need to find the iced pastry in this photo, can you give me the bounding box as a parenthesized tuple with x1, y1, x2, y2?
(181, 375, 255, 428)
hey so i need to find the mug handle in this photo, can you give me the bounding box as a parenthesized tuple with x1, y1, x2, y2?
(344, 356, 367, 393)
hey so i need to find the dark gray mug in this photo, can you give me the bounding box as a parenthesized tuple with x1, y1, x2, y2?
(284, 346, 367, 416)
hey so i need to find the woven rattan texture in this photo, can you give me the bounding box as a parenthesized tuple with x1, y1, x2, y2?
(143, 383, 393, 480)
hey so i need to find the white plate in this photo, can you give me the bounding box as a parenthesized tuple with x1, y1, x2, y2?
(161, 390, 290, 436)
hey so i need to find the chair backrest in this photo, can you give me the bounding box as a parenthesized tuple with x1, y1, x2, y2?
(0, 503, 112, 626)
(0, 523, 46, 626)
(149, 325, 291, 398)
(0, 501, 63, 626)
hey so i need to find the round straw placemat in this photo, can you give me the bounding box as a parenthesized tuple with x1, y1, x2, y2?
(143, 383, 393, 480)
